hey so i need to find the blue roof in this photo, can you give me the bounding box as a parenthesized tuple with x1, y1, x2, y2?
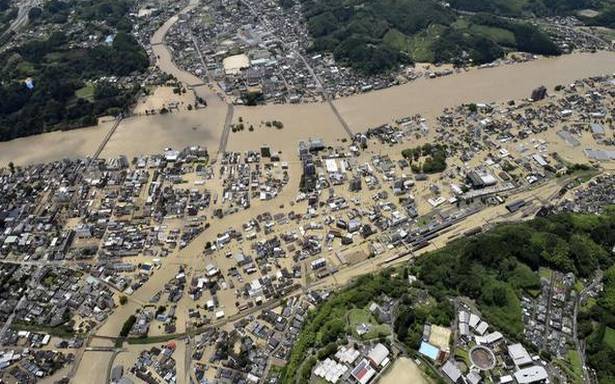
(418, 341, 440, 360)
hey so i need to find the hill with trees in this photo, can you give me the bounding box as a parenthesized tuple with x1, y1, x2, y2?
(282, 209, 615, 384)
(298, 0, 565, 74)
(0, 0, 148, 142)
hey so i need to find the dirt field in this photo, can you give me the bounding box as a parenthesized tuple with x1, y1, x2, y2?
(379, 357, 432, 384)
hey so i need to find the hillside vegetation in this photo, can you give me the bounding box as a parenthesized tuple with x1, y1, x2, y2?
(300, 0, 563, 74)
(282, 209, 615, 384)
(0, 0, 148, 142)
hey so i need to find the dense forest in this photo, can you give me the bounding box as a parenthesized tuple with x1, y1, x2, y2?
(282, 209, 615, 384)
(298, 0, 563, 74)
(0, 0, 148, 142)
(449, 0, 613, 19)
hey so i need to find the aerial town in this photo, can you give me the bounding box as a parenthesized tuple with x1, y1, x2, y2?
(0, 0, 614, 383)
(0, 68, 614, 383)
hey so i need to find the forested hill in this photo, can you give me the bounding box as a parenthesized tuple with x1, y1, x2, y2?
(282, 209, 615, 384)
(0, 0, 148, 142)
(297, 0, 611, 74)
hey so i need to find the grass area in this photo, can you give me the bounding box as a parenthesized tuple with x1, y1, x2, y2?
(581, 297, 597, 312)
(554, 350, 583, 384)
(603, 327, 615, 349)
(567, 350, 583, 381)
(481, 285, 524, 336)
(346, 308, 391, 340)
(75, 83, 95, 101)
(16, 61, 35, 76)
(407, 25, 445, 62)
(382, 24, 446, 63)
(538, 267, 553, 280)
(126, 334, 179, 344)
(12, 321, 76, 338)
(469, 24, 516, 46)
(526, 288, 541, 298)
(454, 347, 470, 367)
(383, 29, 410, 52)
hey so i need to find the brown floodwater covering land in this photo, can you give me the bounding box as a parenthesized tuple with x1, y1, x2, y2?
(228, 102, 349, 153)
(0, 118, 112, 167)
(0, 51, 613, 167)
(99, 106, 227, 160)
(333, 51, 615, 131)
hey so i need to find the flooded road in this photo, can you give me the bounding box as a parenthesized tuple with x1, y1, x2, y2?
(0, 0, 613, 168)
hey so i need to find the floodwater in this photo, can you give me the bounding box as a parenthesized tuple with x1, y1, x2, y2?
(334, 51, 615, 131)
(379, 357, 431, 384)
(99, 106, 227, 160)
(0, 8, 613, 168)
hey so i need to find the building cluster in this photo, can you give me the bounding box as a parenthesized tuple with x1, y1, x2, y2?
(0, 349, 72, 384)
(313, 342, 392, 384)
(540, 16, 614, 54)
(127, 343, 178, 384)
(146, 0, 615, 106)
(521, 271, 578, 358)
(554, 173, 615, 214)
(0, 264, 116, 345)
(219, 149, 289, 213)
(416, 305, 551, 384)
(163, 0, 435, 104)
(188, 293, 333, 383)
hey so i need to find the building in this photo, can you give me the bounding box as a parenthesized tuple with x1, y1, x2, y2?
(311, 258, 326, 270)
(468, 169, 497, 189)
(313, 358, 347, 383)
(367, 343, 390, 368)
(351, 359, 376, 384)
(508, 344, 533, 368)
(441, 360, 462, 383)
(591, 123, 605, 138)
(513, 366, 548, 384)
(530, 86, 547, 102)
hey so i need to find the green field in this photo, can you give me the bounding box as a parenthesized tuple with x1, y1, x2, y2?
(539, 267, 553, 280)
(75, 83, 95, 101)
(603, 327, 615, 349)
(347, 308, 391, 340)
(469, 25, 516, 46)
(554, 350, 583, 384)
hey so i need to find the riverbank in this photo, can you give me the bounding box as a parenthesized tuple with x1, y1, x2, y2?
(0, 50, 613, 167)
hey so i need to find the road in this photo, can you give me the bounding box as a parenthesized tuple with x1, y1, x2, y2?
(0, 0, 37, 42)
(218, 104, 235, 155)
(237, 0, 353, 138)
(573, 271, 603, 384)
(90, 114, 123, 166)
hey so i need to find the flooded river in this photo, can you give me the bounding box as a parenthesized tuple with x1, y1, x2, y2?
(0, 3, 613, 167)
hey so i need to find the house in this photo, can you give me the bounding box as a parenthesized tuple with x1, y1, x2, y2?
(441, 360, 462, 383)
(513, 366, 548, 384)
(591, 123, 605, 138)
(367, 343, 390, 368)
(508, 344, 533, 368)
(351, 359, 376, 384)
